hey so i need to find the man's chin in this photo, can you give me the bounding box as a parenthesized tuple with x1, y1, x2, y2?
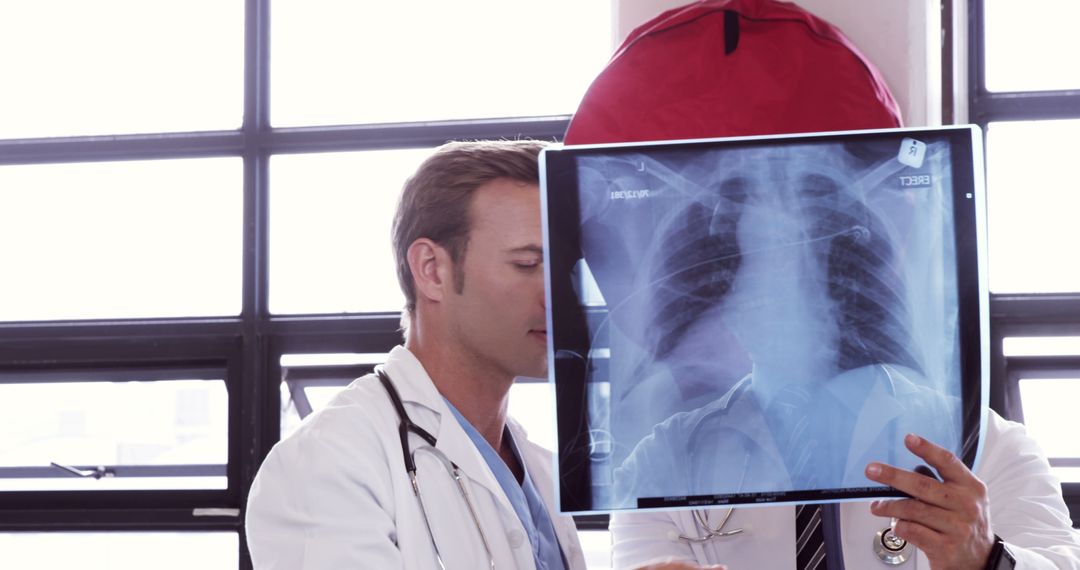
(517, 361, 548, 381)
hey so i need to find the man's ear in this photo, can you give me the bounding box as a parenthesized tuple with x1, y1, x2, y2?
(406, 238, 454, 305)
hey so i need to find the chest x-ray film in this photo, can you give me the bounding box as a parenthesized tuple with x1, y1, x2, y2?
(541, 126, 988, 513)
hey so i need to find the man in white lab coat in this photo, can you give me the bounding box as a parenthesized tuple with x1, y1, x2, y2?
(245, 140, 586, 569)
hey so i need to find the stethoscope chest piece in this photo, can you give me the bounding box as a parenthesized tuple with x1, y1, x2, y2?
(873, 526, 913, 565)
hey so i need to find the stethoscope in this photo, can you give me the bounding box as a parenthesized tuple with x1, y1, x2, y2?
(669, 508, 744, 542)
(672, 506, 913, 565)
(376, 368, 496, 570)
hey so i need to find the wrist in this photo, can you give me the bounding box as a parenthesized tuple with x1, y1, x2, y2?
(983, 535, 1016, 570)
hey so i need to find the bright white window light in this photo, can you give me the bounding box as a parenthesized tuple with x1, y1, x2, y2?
(985, 0, 1080, 92)
(0, 0, 242, 139)
(270, 0, 612, 126)
(270, 149, 428, 314)
(986, 120, 1080, 293)
(0, 158, 242, 321)
(1018, 378, 1080, 482)
(0, 533, 237, 570)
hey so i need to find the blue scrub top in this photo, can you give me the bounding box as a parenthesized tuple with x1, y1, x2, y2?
(444, 400, 568, 570)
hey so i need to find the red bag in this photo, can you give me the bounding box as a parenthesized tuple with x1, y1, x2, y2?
(564, 0, 902, 145)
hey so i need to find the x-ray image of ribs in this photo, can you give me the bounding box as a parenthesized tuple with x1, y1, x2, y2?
(628, 146, 924, 381)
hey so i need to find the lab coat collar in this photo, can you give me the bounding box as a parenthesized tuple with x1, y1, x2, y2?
(716, 377, 791, 486)
(379, 346, 522, 524)
(825, 364, 918, 477)
(676, 377, 792, 492)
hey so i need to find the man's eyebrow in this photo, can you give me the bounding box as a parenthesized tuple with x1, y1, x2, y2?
(505, 245, 544, 255)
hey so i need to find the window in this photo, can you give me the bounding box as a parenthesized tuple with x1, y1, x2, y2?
(270, 1, 612, 126)
(972, 0, 1080, 525)
(1018, 377, 1080, 482)
(982, 1, 1080, 92)
(269, 150, 428, 315)
(0, 532, 238, 570)
(985, 120, 1080, 293)
(278, 351, 558, 451)
(0, 373, 229, 492)
(0, 1, 614, 567)
(0, 1, 243, 139)
(0, 159, 242, 320)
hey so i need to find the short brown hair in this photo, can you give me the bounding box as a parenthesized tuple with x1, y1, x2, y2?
(391, 139, 547, 327)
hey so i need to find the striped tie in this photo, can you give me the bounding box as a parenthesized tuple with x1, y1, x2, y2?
(768, 385, 819, 488)
(795, 503, 828, 570)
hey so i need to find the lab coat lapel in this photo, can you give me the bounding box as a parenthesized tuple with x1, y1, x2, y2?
(432, 412, 519, 517)
(693, 380, 791, 491)
(381, 347, 519, 519)
(824, 365, 907, 478)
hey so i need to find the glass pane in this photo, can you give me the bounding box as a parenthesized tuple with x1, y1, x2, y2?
(574, 259, 607, 307)
(508, 382, 556, 452)
(307, 386, 347, 411)
(284, 382, 558, 449)
(280, 353, 387, 367)
(277, 354, 558, 451)
(280, 353, 385, 437)
(578, 529, 612, 570)
(280, 381, 304, 438)
(0, 1, 242, 139)
(0, 158, 242, 321)
(1018, 378, 1080, 482)
(283, 378, 559, 453)
(0, 532, 236, 570)
(271, 1, 612, 126)
(270, 150, 429, 314)
(986, 120, 1080, 293)
(984, 0, 1080, 92)
(0, 379, 228, 491)
(1003, 336, 1080, 357)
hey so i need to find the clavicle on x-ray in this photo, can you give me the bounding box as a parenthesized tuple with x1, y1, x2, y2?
(541, 127, 986, 513)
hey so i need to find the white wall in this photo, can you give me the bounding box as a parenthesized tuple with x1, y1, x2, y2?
(613, 0, 943, 126)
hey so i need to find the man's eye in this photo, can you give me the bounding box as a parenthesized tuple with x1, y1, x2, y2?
(514, 260, 540, 269)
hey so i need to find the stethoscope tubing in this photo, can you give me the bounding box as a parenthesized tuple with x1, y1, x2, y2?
(376, 368, 496, 570)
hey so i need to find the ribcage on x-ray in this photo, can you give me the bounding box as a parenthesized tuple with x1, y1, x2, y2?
(647, 178, 747, 359)
(645, 170, 921, 374)
(800, 174, 922, 373)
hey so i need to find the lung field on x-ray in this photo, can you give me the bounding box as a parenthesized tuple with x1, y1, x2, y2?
(648, 176, 746, 361)
(588, 147, 922, 384)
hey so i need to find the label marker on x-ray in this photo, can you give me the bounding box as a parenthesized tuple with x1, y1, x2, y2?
(898, 138, 927, 168)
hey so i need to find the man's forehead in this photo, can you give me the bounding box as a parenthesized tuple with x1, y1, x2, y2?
(466, 180, 541, 227)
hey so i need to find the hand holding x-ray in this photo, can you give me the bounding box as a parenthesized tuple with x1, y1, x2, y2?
(867, 434, 995, 570)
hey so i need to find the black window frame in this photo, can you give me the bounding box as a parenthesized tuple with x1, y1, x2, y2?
(970, 0, 1080, 526)
(0, 0, 577, 566)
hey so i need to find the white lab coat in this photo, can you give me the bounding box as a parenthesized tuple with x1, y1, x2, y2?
(246, 346, 586, 570)
(611, 410, 1080, 569)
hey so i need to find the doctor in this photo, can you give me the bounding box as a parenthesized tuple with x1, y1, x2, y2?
(246, 140, 586, 569)
(611, 412, 1080, 569)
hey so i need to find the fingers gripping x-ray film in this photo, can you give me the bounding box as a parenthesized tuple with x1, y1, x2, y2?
(542, 128, 985, 513)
